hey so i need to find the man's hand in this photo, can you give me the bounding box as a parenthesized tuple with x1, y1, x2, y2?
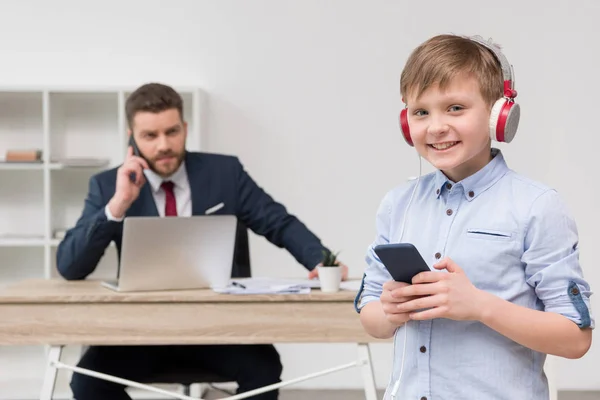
(308, 260, 349, 281)
(394, 257, 486, 321)
(108, 146, 150, 219)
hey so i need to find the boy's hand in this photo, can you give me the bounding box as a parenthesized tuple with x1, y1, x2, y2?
(380, 280, 422, 326)
(394, 257, 487, 321)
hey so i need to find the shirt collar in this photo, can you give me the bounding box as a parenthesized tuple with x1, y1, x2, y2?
(434, 148, 509, 201)
(143, 159, 188, 194)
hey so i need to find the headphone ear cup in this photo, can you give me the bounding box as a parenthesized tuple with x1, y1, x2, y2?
(489, 98, 520, 143)
(399, 108, 413, 146)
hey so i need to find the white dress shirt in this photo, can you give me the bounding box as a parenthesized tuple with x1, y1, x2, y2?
(105, 162, 192, 221)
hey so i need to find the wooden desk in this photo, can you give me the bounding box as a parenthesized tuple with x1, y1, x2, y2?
(0, 279, 382, 400)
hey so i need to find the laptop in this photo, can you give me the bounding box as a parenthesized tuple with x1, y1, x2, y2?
(102, 215, 237, 292)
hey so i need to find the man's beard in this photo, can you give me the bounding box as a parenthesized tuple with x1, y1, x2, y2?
(148, 150, 185, 177)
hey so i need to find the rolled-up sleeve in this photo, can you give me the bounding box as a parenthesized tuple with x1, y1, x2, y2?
(354, 191, 395, 313)
(523, 190, 594, 329)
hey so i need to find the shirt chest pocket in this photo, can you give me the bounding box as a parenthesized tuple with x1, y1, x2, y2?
(461, 228, 520, 294)
(466, 228, 515, 241)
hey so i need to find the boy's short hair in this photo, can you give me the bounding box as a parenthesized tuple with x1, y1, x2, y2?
(125, 83, 184, 129)
(400, 34, 503, 106)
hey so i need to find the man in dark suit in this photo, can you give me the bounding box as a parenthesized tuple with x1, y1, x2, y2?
(56, 82, 348, 400)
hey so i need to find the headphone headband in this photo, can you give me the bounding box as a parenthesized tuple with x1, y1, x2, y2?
(466, 35, 517, 99)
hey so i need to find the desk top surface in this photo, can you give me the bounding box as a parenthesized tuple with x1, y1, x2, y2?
(0, 279, 360, 304)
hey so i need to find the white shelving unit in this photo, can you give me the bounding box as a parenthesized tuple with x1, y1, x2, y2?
(0, 85, 205, 400)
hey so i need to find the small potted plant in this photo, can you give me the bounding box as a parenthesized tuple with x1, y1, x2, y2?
(318, 249, 342, 293)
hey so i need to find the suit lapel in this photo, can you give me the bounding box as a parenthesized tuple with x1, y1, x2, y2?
(185, 153, 211, 216)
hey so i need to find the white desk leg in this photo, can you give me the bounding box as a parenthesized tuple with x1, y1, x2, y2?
(545, 355, 558, 400)
(40, 345, 63, 400)
(358, 343, 377, 400)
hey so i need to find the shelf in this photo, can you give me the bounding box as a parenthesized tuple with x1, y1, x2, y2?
(49, 161, 111, 170)
(0, 238, 115, 248)
(0, 238, 118, 248)
(0, 237, 46, 247)
(0, 162, 113, 171)
(0, 162, 111, 170)
(0, 162, 44, 170)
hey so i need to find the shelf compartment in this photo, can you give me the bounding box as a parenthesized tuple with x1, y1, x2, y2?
(0, 92, 44, 162)
(0, 170, 45, 238)
(49, 92, 120, 167)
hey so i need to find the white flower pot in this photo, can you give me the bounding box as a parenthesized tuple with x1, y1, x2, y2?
(318, 266, 342, 293)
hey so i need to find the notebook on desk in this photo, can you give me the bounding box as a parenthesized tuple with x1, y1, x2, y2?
(102, 215, 237, 292)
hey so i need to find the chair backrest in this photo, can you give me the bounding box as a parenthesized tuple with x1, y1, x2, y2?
(231, 220, 251, 278)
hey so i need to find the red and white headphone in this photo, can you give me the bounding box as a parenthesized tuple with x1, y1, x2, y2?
(400, 35, 520, 146)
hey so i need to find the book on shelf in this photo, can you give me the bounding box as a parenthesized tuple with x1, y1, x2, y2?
(4, 149, 42, 162)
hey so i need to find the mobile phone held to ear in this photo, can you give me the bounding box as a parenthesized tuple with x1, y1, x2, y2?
(373, 243, 431, 283)
(128, 135, 143, 182)
(128, 134, 141, 158)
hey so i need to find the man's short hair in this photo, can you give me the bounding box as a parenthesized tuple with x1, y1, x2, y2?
(125, 83, 184, 129)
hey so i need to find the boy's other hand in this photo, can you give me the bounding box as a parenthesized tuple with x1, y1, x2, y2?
(393, 257, 488, 322)
(381, 280, 422, 326)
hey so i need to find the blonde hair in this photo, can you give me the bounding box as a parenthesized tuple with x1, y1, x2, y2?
(400, 34, 504, 106)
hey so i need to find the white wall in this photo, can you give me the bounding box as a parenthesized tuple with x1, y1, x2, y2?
(0, 0, 598, 393)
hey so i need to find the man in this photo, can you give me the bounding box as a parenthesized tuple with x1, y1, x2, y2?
(56, 82, 348, 400)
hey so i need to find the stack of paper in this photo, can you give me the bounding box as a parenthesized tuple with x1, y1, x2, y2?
(212, 277, 362, 294)
(213, 277, 312, 294)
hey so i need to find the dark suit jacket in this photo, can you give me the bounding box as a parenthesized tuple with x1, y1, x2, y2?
(56, 151, 328, 280)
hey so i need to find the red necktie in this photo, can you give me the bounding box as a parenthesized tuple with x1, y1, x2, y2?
(161, 181, 177, 217)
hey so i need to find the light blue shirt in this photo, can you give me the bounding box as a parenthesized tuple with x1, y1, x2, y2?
(355, 149, 594, 400)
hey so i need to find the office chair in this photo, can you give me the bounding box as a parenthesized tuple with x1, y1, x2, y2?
(141, 220, 252, 396)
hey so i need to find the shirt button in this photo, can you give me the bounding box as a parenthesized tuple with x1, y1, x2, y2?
(420, 346, 427, 353)
(421, 397, 428, 400)
(436, 189, 440, 195)
(468, 190, 474, 197)
(571, 287, 580, 295)
(446, 209, 453, 216)
(435, 252, 441, 259)
(446, 183, 452, 190)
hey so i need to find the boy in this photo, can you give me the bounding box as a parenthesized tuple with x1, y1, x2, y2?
(354, 34, 593, 400)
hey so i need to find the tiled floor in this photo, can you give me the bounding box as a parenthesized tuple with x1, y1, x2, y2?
(202, 389, 600, 399)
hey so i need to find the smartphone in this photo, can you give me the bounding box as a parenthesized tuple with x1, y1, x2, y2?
(128, 135, 145, 182)
(128, 135, 142, 158)
(373, 243, 431, 283)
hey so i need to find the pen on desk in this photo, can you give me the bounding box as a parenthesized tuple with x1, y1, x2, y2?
(231, 281, 247, 289)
